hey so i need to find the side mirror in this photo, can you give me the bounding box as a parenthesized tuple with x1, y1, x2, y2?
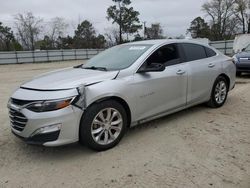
(242, 48, 246, 52)
(138, 63, 165, 73)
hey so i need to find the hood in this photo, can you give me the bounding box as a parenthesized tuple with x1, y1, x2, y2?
(233, 34, 250, 53)
(21, 67, 119, 90)
(235, 51, 250, 58)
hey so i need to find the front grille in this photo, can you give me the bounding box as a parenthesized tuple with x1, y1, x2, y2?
(9, 108, 28, 132)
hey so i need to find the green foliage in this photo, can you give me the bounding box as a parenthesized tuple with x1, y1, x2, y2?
(107, 0, 142, 43)
(57, 36, 75, 49)
(146, 23, 165, 39)
(133, 34, 143, 41)
(93, 34, 106, 49)
(74, 20, 96, 48)
(187, 17, 211, 39)
(0, 22, 22, 51)
(74, 20, 105, 49)
(38, 36, 53, 50)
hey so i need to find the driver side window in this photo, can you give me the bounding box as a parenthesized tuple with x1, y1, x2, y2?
(146, 44, 181, 67)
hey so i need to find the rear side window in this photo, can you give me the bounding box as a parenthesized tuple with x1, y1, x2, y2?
(182, 43, 207, 62)
(205, 47, 217, 57)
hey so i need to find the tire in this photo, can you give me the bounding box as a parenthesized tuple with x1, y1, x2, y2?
(79, 100, 127, 151)
(236, 72, 241, 77)
(207, 76, 229, 108)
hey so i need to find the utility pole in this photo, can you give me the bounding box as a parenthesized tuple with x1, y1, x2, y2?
(118, 1, 123, 44)
(248, 0, 250, 33)
(143, 21, 147, 39)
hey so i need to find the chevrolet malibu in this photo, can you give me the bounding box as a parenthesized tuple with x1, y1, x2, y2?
(7, 40, 236, 151)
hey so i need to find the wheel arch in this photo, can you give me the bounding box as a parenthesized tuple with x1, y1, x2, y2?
(218, 73, 230, 89)
(86, 96, 132, 128)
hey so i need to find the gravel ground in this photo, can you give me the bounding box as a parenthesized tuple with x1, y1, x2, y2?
(0, 61, 250, 188)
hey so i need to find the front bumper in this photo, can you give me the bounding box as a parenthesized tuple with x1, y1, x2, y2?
(9, 105, 83, 147)
(12, 129, 60, 145)
(236, 62, 250, 72)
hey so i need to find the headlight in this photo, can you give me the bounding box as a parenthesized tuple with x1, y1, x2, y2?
(26, 98, 74, 112)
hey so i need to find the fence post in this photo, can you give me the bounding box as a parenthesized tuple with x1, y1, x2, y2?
(86, 49, 89, 59)
(15, 51, 19, 64)
(74, 49, 77, 60)
(32, 50, 35, 63)
(46, 50, 49, 62)
(61, 49, 64, 61)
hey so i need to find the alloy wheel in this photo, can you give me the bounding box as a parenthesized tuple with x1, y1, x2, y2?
(214, 80, 227, 104)
(91, 108, 123, 145)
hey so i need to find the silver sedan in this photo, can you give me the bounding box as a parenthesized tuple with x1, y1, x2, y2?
(8, 40, 236, 151)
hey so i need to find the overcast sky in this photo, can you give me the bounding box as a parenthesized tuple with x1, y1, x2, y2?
(0, 0, 208, 37)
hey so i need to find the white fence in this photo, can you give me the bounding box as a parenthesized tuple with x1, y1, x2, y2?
(0, 49, 103, 65)
(209, 40, 234, 56)
(0, 40, 235, 65)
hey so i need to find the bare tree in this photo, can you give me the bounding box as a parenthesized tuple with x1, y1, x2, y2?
(47, 17, 69, 48)
(104, 27, 120, 47)
(14, 12, 43, 50)
(234, 0, 249, 33)
(202, 0, 237, 40)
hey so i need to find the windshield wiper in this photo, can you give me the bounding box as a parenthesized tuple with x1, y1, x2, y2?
(74, 64, 83, 68)
(83, 66, 108, 71)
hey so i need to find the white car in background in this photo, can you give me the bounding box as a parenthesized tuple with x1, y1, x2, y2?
(8, 40, 236, 151)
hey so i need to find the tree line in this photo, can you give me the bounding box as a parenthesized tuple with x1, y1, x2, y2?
(188, 0, 250, 40)
(0, 0, 249, 51)
(0, 0, 167, 51)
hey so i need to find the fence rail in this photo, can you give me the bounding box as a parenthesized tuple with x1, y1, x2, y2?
(209, 40, 234, 56)
(0, 49, 103, 65)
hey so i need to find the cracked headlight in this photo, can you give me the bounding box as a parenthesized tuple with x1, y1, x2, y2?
(26, 98, 74, 112)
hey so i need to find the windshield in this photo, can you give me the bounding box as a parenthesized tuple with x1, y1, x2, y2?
(244, 44, 250, 52)
(82, 44, 152, 70)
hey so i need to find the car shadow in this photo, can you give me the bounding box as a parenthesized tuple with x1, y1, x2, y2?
(13, 104, 210, 161)
(237, 73, 250, 79)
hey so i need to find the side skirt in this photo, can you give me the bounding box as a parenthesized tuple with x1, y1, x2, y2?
(130, 100, 208, 127)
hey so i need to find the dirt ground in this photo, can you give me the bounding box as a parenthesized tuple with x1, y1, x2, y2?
(0, 61, 250, 188)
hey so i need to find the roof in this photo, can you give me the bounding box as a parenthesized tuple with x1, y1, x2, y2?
(123, 39, 210, 47)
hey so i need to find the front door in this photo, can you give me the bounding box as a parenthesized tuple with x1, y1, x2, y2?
(132, 43, 188, 121)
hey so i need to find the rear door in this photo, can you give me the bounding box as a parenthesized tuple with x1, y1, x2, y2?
(181, 43, 220, 105)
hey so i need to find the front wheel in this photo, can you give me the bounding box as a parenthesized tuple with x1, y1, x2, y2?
(207, 76, 229, 108)
(79, 100, 127, 151)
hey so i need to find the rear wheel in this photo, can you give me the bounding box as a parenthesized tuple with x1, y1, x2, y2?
(79, 100, 127, 151)
(207, 76, 229, 108)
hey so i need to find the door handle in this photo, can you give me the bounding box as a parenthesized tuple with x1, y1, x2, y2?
(176, 70, 186, 75)
(208, 63, 215, 68)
